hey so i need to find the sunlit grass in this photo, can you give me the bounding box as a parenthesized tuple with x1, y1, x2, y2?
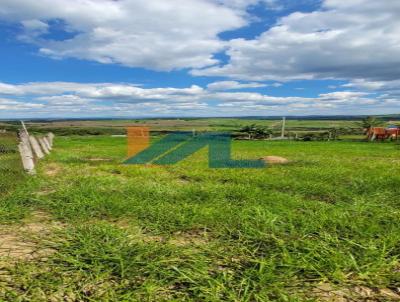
(1, 135, 400, 300)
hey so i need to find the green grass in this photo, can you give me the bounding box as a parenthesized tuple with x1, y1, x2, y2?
(2, 118, 366, 136)
(0, 133, 24, 196)
(1, 135, 400, 301)
(0, 133, 21, 189)
(0, 133, 31, 223)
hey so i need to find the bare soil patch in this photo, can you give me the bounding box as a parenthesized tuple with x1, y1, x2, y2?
(309, 283, 400, 301)
(0, 211, 63, 262)
(44, 163, 63, 177)
(169, 229, 210, 246)
(85, 157, 113, 162)
(35, 187, 57, 196)
(260, 156, 290, 164)
(112, 220, 210, 246)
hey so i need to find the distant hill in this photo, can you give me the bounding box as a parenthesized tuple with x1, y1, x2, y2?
(1, 114, 400, 122)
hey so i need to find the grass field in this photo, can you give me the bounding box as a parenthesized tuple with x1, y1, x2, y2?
(0, 133, 24, 198)
(1, 133, 400, 301)
(0, 118, 371, 136)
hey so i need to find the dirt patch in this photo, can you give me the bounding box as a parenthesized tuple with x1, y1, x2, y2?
(35, 187, 56, 196)
(44, 163, 63, 177)
(85, 157, 113, 162)
(0, 234, 39, 261)
(260, 156, 290, 164)
(309, 283, 400, 302)
(111, 220, 166, 243)
(112, 220, 209, 246)
(0, 211, 63, 262)
(169, 229, 210, 246)
(176, 175, 192, 185)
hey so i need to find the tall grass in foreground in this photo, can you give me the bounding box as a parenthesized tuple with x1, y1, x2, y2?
(0, 132, 26, 196)
(1, 136, 400, 301)
(0, 132, 31, 223)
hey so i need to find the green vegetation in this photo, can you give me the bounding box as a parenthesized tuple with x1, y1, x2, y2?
(1, 131, 400, 300)
(0, 118, 370, 136)
(238, 124, 272, 139)
(0, 132, 29, 224)
(357, 116, 386, 130)
(0, 132, 24, 197)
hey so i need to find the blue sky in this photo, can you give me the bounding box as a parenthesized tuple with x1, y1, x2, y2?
(0, 0, 399, 118)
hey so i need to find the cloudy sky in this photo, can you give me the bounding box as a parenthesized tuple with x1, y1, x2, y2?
(0, 0, 400, 118)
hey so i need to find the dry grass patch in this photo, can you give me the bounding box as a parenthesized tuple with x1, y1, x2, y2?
(43, 163, 63, 177)
(84, 157, 113, 162)
(111, 219, 211, 246)
(260, 155, 290, 164)
(309, 283, 400, 302)
(0, 211, 63, 262)
(169, 229, 211, 247)
(35, 187, 57, 196)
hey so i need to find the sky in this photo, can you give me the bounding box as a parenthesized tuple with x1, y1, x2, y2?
(0, 0, 400, 118)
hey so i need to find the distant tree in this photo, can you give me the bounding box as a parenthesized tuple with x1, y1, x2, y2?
(357, 116, 385, 131)
(239, 124, 272, 139)
(329, 128, 339, 140)
(256, 127, 273, 139)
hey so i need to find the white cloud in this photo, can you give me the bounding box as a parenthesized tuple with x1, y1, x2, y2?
(318, 91, 376, 105)
(207, 81, 267, 90)
(36, 95, 91, 106)
(213, 0, 289, 11)
(212, 0, 260, 10)
(20, 19, 48, 36)
(0, 0, 251, 70)
(0, 82, 134, 96)
(343, 79, 400, 102)
(0, 81, 398, 118)
(193, 0, 400, 82)
(3, 0, 399, 98)
(345, 79, 400, 92)
(0, 98, 44, 111)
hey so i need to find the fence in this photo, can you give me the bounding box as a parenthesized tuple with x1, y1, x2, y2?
(18, 124, 55, 175)
(0, 123, 55, 179)
(0, 132, 23, 197)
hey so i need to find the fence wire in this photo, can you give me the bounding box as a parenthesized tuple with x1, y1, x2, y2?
(0, 132, 23, 197)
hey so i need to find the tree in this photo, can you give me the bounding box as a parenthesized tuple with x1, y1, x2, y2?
(328, 128, 339, 140)
(357, 116, 385, 131)
(239, 124, 272, 139)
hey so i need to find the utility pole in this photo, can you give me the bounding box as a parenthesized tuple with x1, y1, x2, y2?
(281, 117, 286, 138)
